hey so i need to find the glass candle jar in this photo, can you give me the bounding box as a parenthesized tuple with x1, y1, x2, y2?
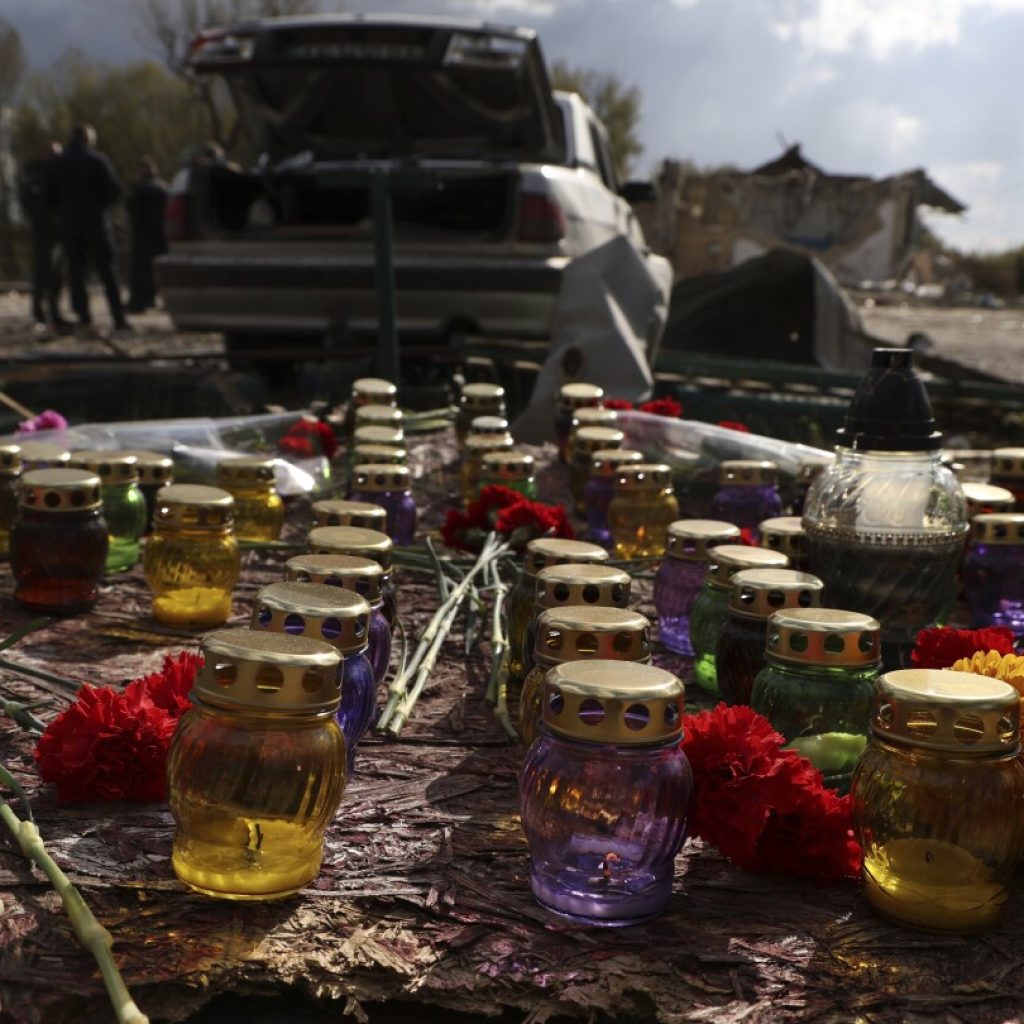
(352, 424, 406, 455)
(963, 514, 1024, 635)
(608, 463, 679, 559)
(991, 447, 1024, 507)
(69, 450, 147, 573)
(11, 468, 108, 613)
(654, 519, 741, 655)
(311, 499, 387, 531)
(519, 660, 692, 926)
(307, 525, 396, 628)
(522, 563, 633, 680)
(555, 383, 603, 462)
(168, 629, 345, 900)
(456, 382, 507, 444)
(469, 415, 510, 438)
(689, 544, 789, 693)
(461, 433, 515, 504)
(709, 460, 783, 539)
(962, 482, 1016, 519)
(0, 445, 22, 558)
(122, 449, 174, 531)
(944, 449, 992, 484)
(348, 464, 417, 545)
(584, 449, 644, 547)
(759, 516, 808, 570)
(851, 668, 1024, 933)
(352, 376, 397, 409)
(506, 538, 610, 685)
(716, 568, 824, 707)
(480, 450, 537, 499)
(351, 444, 407, 471)
(18, 441, 70, 471)
(567, 407, 619, 464)
(354, 403, 403, 433)
(216, 456, 284, 542)
(519, 605, 650, 748)
(143, 484, 240, 628)
(751, 608, 880, 792)
(792, 456, 832, 516)
(252, 582, 375, 774)
(569, 426, 624, 515)
(285, 553, 391, 685)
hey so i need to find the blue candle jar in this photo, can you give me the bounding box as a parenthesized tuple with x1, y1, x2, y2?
(312, 499, 388, 532)
(519, 660, 692, 926)
(759, 516, 809, 571)
(348, 464, 416, 545)
(583, 448, 644, 547)
(653, 519, 740, 655)
(963, 514, 1024, 635)
(252, 581, 376, 774)
(709, 460, 783, 538)
(307, 525, 396, 628)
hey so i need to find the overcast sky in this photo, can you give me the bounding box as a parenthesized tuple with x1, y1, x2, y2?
(3, 0, 1023, 252)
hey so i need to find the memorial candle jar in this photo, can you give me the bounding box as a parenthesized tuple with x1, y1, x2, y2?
(991, 447, 1024, 507)
(461, 433, 515, 504)
(654, 519, 741, 656)
(456, 382, 507, 444)
(312, 499, 387, 531)
(716, 568, 824, 707)
(555, 383, 603, 462)
(851, 669, 1024, 933)
(608, 463, 679, 559)
(759, 516, 809, 571)
(352, 424, 405, 456)
(480, 451, 537, 499)
(567, 406, 619, 464)
(519, 606, 650, 748)
(348, 464, 416, 545)
(307, 525, 396, 627)
(122, 449, 174, 531)
(751, 608, 879, 792)
(519, 660, 692, 926)
(11, 468, 108, 614)
(943, 449, 992, 485)
(569, 426, 624, 515)
(468, 415, 510, 438)
(963, 514, 1024, 635)
(354, 403, 403, 433)
(506, 538, 610, 685)
(216, 456, 284, 542)
(792, 456, 832, 516)
(252, 582, 375, 773)
(69, 451, 146, 573)
(584, 448, 644, 547)
(0, 445, 22, 558)
(168, 629, 345, 900)
(689, 544, 789, 693)
(352, 376, 397, 411)
(962, 482, 1016, 519)
(18, 441, 70, 471)
(351, 444, 407, 472)
(709, 460, 782, 538)
(285, 553, 391, 685)
(143, 484, 240, 628)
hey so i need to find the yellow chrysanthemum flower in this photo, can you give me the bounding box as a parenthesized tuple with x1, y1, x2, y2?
(951, 649, 1024, 699)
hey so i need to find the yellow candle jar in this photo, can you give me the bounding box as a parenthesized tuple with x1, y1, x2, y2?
(312, 499, 388, 531)
(167, 629, 345, 900)
(851, 669, 1024, 934)
(608, 463, 679, 559)
(216, 455, 284, 542)
(143, 484, 240, 628)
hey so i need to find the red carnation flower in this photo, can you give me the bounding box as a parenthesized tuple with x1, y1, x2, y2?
(737, 527, 759, 547)
(638, 397, 683, 418)
(279, 435, 315, 458)
(718, 420, 750, 433)
(494, 498, 574, 549)
(124, 651, 203, 717)
(911, 626, 1017, 669)
(278, 417, 337, 459)
(601, 398, 634, 411)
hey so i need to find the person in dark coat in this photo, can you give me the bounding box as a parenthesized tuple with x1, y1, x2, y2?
(47, 123, 130, 332)
(126, 157, 168, 313)
(16, 141, 69, 333)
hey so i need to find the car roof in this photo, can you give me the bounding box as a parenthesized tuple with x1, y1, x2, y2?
(216, 13, 538, 42)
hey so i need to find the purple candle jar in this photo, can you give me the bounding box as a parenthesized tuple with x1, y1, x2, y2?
(311, 499, 388, 532)
(285, 553, 391, 685)
(709, 461, 783, 539)
(349, 464, 417, 546)
(252, 581, 376, 773)
(759, 516, 809, 571)
(307, 525, 396, 628)
(555, 383, 604, 463)
(964, 514, 1024, 636)
(519, 660, 692, 926)
(654, 519, 740, 655)
(584, 448, 644, 547)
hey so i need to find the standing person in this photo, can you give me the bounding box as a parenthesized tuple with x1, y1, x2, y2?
(16, 141, 69, 334)
(126, 157, 167, 313)
(47, 123, 131, 334)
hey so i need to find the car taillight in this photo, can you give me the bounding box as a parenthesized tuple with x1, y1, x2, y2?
(164, 194, 190, 242)
(517, 192, 566, 243)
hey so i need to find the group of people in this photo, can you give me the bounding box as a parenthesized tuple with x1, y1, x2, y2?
(17, 123, 169, 337)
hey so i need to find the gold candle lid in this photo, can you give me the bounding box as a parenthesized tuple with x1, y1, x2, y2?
(198, 628, 341, 713)
(460, 382, 506, 411)
(352, 443, 407, 466)
(354, 403, 403, 428)
(535, 563, 632, 611)
(558, 382, 604, 410)
(0, 444, 21, 477)
(121, 449, 174, 487)
(571, 426, 624, 460)
(312, 499, 388, 529)
(353, 424, 405, 448)
(18, 441, 70, 470)
(216, 455, 276, 488)
(469, 415, 510, 436)
(971, 513, 1024, 546)
(542, 660, 683, 745)
(534, 606, 650, 665)
(616, 462, 672, 491)
(465, 433, 515, 458)
(285, 553, 383, 604)
(19, 467, 102, 512)
(667, 519, 741, 561)
(308, 525, 393, 569)
(572, 407, 619, 430)
(759, 517, 806, 561)
(350, 463, 411, 494)
(718, 459, 777, 486)
(68, 450, 139, 485)
(728, 568, 824, 620)
(797, 455, 832, 484)
(706, 544, 789, 589)
(352, 377, 397, 406)
(963, 483, 1016, 518)
(590, 448, 643, 478)
(872, 668, 1019, 754)
(153, 484, 234, 530)
(252, 582, 371, 655)
(766, 608, 881, 668)
(992, 447, 1024, 480)
(525, 537, 609, 577)
(480, 450, 535, 483)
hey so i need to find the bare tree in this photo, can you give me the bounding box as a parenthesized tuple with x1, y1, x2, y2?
(0, 18, 25, 106)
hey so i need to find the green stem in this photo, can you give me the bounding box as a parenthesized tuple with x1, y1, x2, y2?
(0, 697, 47, 734)
(0, 656, 82, 695)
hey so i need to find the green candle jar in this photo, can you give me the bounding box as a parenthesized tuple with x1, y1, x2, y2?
(69, 450, 146, 573)
(480, 450, 537, 499)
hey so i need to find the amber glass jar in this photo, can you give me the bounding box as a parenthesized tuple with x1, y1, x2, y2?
(143, 484, 240, 628)
(555, 383, 603, 462)
(456, 382, 507, 444)
(168, 629, 345, 900)
(307, 525, 396, 627)
(569, 426, 624, 515)
(480, 450, 537, 500)
(69, 450, 147, 573)
(312, 499, 387, 531)
(759, 516, 808, 570)
(851, 669, 1024, 933)
(217, 455, 284, 542)
(11, 468, 108, 613)
(608, 463, 679, 559)
(122, 449, 174, 531)
(0, 444, 22, 558)
(461, 433, 514, 504)
(18, 441, 70, 471)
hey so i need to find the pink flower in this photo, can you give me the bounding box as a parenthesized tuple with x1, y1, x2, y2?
(17, 410, 68, 434)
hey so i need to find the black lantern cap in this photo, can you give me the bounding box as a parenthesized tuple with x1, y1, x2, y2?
(836, 348, 941, 451)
